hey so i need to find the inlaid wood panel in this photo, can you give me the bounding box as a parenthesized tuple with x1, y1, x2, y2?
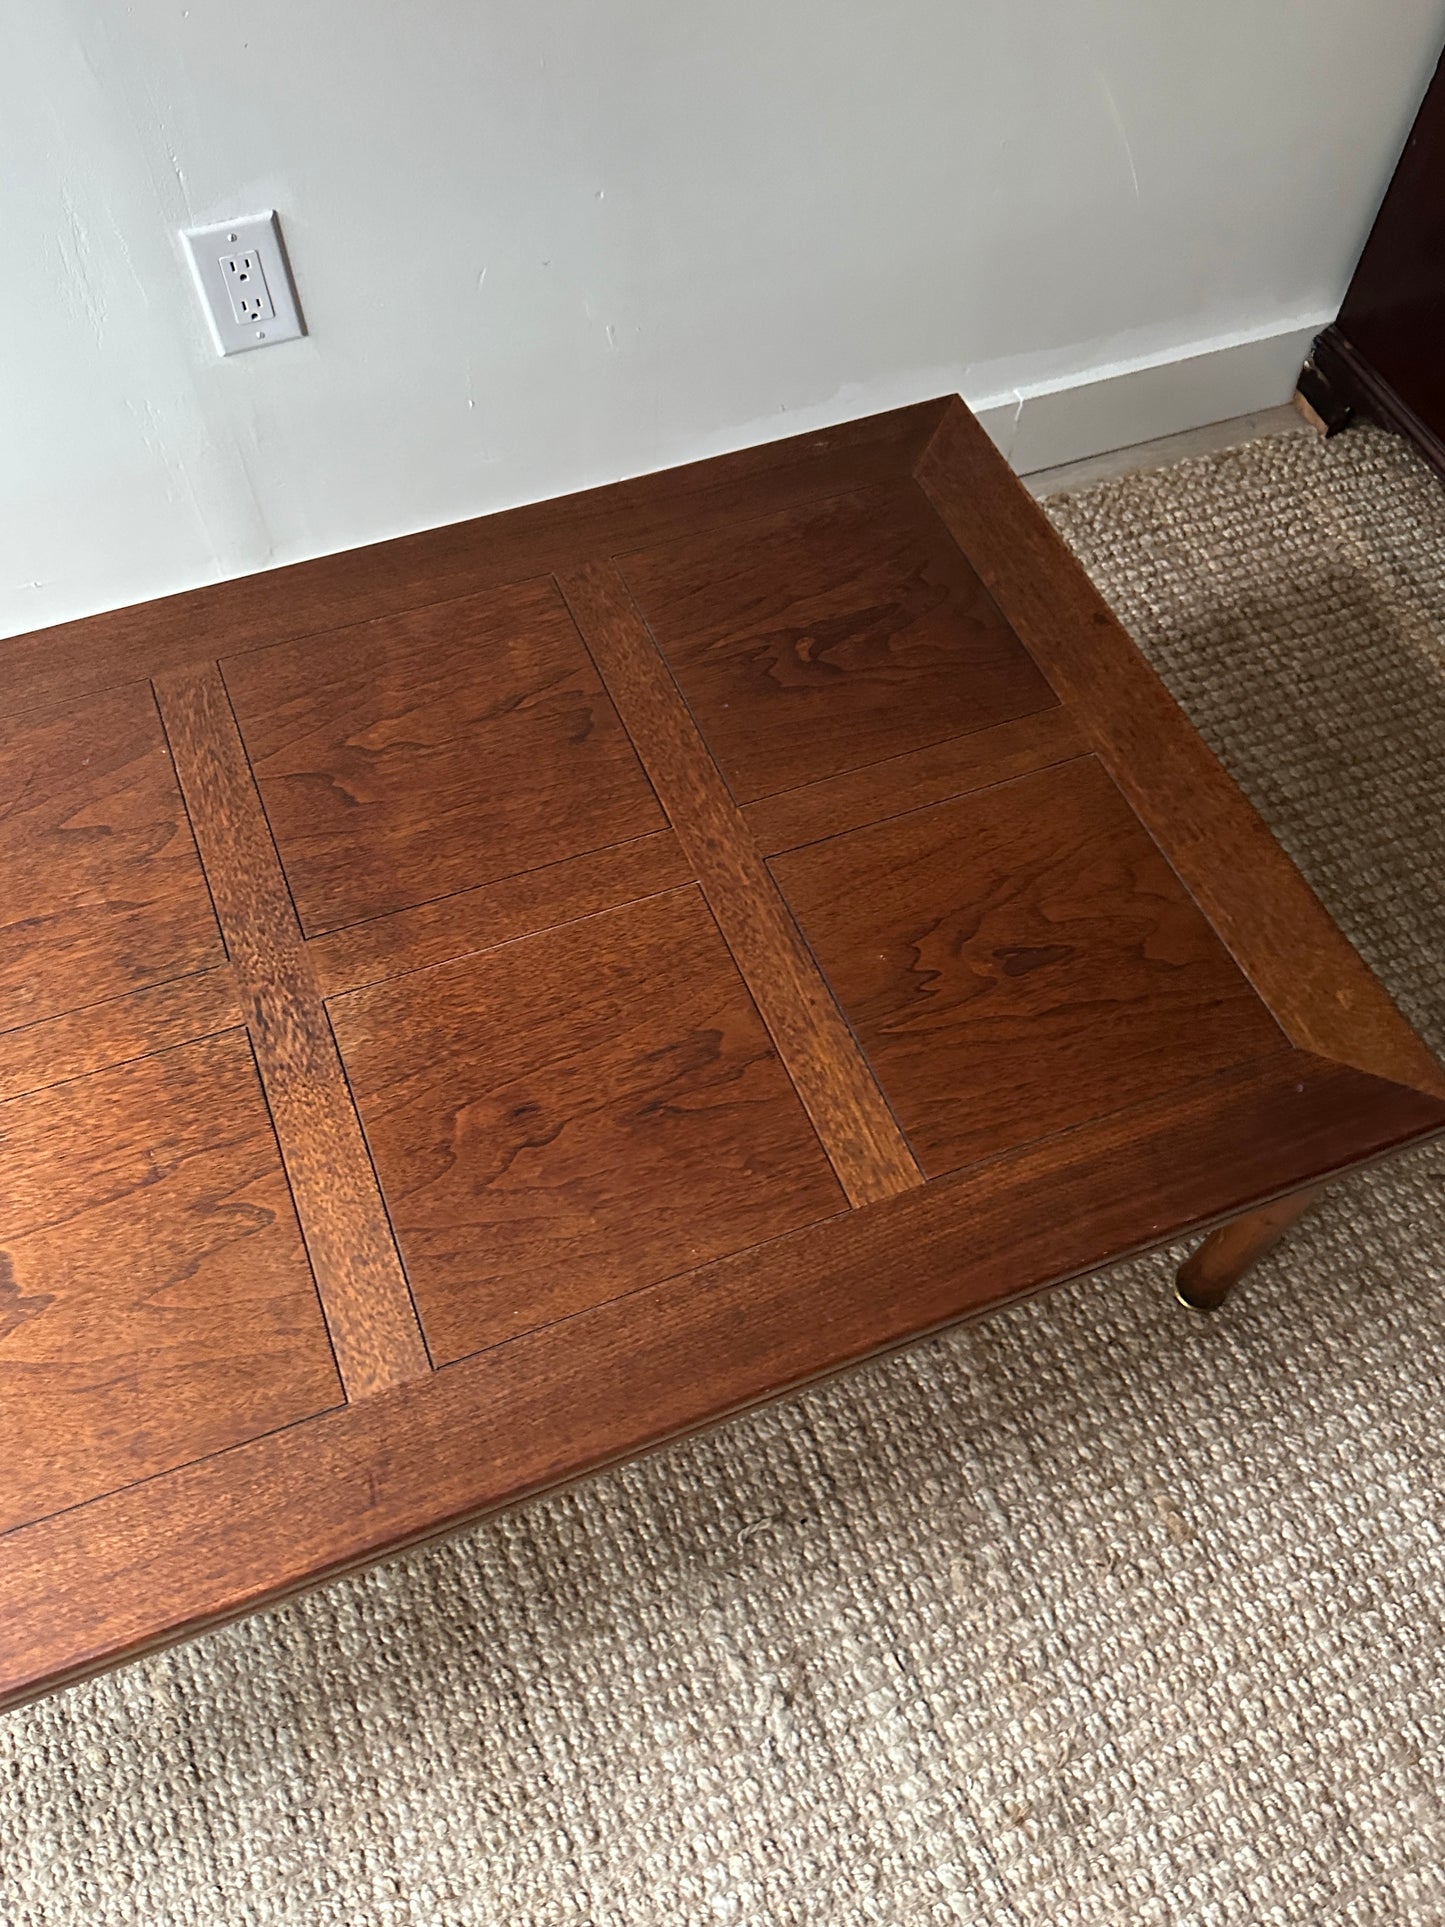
(0, 967, 242, 1104)
(0, 1030, 341, 1536)
(329, 887, 846, 1364)
(156, 665, 430, 1399)
(915, 397, 1445, 1100)
(223, 579, 666, 934)
(0, 683, 222, 1030)
(743, 704, 1091, 857)
(3, 394, 1444, 1712)
(619, 481, 1056, 803)
(772, 758, 1287, 1175)
(560, 562, 922, 1206)
(7, 1050, 1441, 1712)
(306, 830, 692, 999)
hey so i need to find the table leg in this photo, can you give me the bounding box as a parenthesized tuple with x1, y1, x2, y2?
(1175, 1188, 1323, 1312)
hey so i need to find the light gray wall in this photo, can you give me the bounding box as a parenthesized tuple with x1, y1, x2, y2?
(3, 1, 1442, 637)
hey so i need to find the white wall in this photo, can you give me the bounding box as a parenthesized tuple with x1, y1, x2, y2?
(3, 1, 1443, 640)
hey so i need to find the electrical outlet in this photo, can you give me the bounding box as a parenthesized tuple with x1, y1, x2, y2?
(181, 211, 304, 356)
(219, 249, 275, 326)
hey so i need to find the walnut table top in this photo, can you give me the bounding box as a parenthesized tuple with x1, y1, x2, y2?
(2, 398, 1441, 1708)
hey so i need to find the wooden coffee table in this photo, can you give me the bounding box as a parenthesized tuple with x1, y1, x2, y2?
(3, 397, 1442, 1709)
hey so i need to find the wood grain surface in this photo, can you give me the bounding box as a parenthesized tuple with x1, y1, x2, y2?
(330, 887, 846, 1362)
(155, 665, 430, 1396)
(0, 967, 242, 1104)
(916, 399, 1445, 1100)
(223, 579, 664, 934)
(620, 482, 1056, 802)
(743, 705, 1091, 857)
(560, 561, 923, 1205)
(4, 1048, 1440, 1709)
(0, 1029, 341, 1536)
(307, 829, 691, 998)
(0, 682, 222, 1029)
(772, 757, 1285, 1174)
(2, 393, 1443, 1709)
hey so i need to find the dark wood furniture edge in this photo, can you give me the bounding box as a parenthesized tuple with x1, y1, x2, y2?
(4, 1046, 1440, 1712)
(0, 402, 951, 711)
(1304, 325, 1445, 481)
(1303, 44, 1445, 466)
(154, 664, 432, 1398)
(558, 560, 924, 1206)
(913, 395, 1445, 1102)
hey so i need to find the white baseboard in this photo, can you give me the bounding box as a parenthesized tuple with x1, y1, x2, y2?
(973, 318, 1327, 476)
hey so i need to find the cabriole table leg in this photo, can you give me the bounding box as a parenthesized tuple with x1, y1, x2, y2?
(1176, 1188, 1324, 1312)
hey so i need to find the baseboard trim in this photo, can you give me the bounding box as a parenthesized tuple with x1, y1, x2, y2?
(974, 319, 1327, 476)
(1019, 405, 1309, 499)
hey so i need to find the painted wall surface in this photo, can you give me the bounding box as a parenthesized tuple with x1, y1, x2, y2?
(3, 2, 1443, 638)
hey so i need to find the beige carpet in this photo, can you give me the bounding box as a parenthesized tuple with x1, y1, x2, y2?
(4, 423, 1445, 1927)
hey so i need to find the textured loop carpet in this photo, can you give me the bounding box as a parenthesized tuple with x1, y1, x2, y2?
(4, 422, 1445, 1927)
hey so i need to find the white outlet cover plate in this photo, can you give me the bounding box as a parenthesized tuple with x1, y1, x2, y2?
(181, 210, 305, 357)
